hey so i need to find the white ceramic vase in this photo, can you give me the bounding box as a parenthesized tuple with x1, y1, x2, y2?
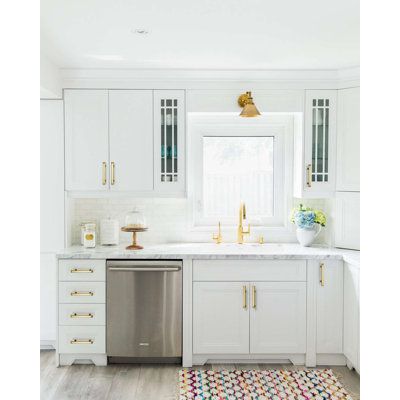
(296, 224, 322, 247)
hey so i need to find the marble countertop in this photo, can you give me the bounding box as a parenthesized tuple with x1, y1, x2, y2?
(56, 243, 360, 265)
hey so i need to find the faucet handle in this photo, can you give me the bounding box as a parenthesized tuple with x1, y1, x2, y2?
(212, 222, 222, 244)
(243, 223, 250, 235)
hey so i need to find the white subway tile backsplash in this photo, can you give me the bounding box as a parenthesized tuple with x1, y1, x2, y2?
(70, 197, 333, 246)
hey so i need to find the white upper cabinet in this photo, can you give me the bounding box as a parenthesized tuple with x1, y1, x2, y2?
(109, 90, 153, 192)
(153, 90, 186, 194)
(65, 90, 109, 191)
(65, 89, 185, 195)
(316, 260, 343, 354)
(294, 90, 337, 198)
(336, 87, 360, 191)
(250, 282, 306, 354)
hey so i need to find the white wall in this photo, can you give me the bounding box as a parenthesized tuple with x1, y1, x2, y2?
(40, 53, 62, 99)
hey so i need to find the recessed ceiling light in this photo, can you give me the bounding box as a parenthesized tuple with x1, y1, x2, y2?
(131, 28, 150, 35)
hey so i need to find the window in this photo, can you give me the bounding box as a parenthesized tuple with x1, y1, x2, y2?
(190, 114, 293, 228)
(203, 136, 274, 219)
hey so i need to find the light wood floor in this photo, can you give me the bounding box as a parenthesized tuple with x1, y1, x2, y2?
(41, 350, 360, 400)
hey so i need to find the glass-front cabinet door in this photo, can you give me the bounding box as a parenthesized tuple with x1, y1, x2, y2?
(304, 90, 337, 196)
(153, 90, 185, 194)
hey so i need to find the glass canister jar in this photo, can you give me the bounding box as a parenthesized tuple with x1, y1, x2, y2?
(83, 223, 96, 248)
(125, 209, 147, 229)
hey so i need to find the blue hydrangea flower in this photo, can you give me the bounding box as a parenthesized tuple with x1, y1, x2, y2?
(294, 210, 316, 229)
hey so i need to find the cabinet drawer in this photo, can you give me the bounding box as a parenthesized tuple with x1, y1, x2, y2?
(59, 260, 105, 282)
(59, 282, 105, 303)
(58, 326, 105, 354)
(193, 260, 306, 282)
(59, 304, 105, 326)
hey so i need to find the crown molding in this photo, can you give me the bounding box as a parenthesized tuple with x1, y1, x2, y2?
(60, 67, 360, 90)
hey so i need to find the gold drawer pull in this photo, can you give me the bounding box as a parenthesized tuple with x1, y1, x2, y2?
(70, 291, 94, 297)
(320, 263, 325, 286)
(70, 339, 94, 345)
(70, 268, 94, 273)
(242, 285, 247, 309)
(252, 285, 257, 309)
(70, 313, 94, 319)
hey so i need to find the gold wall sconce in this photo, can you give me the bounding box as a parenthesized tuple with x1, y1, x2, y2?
(238, 91, 261, 117)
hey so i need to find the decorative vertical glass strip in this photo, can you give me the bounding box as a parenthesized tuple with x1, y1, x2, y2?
(160, 98, 178, 183)
(311, 98, 329, 183)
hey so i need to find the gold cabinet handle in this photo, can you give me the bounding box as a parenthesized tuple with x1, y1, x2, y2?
(102, 162, 107, 185)
(70, 339, 94, 345)
(320, 263, 325, 286)
(111, 161, 115, 185)
(306, 164, 312, 187)
(252, 285, 256, 309)
(70, 268, 94, 274)
(242, 285, 247, 309)
(70, 291, 94, 297)
(70, 313, 94, 319)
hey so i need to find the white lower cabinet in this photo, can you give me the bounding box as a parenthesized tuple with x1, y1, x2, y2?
(316, 260, 344, 354)
(58, 259, 106, 366)
(343, 262, 360, 373)
(250, 282, 306, 354)
(193, 276, 307, 357)
(193, 282, 249, 354)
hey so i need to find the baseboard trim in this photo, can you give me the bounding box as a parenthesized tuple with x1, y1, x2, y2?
(41, 340, 56, 350)
(316, 353, 346, 366)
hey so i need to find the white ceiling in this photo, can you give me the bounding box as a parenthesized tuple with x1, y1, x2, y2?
(41, 0, 359, 70)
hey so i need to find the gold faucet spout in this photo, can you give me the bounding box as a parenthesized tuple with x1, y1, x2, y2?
(238, 202, 250, 244)
(212, 221, 222, 244)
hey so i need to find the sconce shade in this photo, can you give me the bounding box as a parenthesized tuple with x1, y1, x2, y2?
(238, 91, 261, 117)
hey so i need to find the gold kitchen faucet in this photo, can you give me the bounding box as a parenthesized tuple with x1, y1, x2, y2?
(238, 202, 250, 244)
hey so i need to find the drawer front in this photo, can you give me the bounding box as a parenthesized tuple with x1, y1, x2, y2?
(59, 260, 105, 282)
(59, 304, 106, 326)
(58, 326, 105, 354)
(59, 282, 105, 303)
(193, 260, 307, 282)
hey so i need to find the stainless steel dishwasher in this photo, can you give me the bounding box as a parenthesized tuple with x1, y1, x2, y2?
(106, 260, 182, 363)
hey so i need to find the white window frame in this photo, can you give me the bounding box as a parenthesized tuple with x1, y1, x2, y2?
(189, 113, 294, 229)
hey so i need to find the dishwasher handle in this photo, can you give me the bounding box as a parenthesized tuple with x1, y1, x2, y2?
(108, 266, 181, 272)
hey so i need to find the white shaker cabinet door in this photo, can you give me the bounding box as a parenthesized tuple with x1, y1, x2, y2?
(250, 282, 306, 354)
(109, 90, 153, 191)
(316, 260, 344, 354)
(193, 282, 249, 354)
(336, 87, 360, 191)
(343, 262, 360, 372)
(65, 90, 109, 191)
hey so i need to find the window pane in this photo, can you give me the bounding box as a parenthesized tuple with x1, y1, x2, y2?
(203, 137, 274, 219)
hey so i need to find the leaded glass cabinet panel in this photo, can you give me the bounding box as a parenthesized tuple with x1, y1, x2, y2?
(303, 90, 337, 196)
(153, 90, 185, 194)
